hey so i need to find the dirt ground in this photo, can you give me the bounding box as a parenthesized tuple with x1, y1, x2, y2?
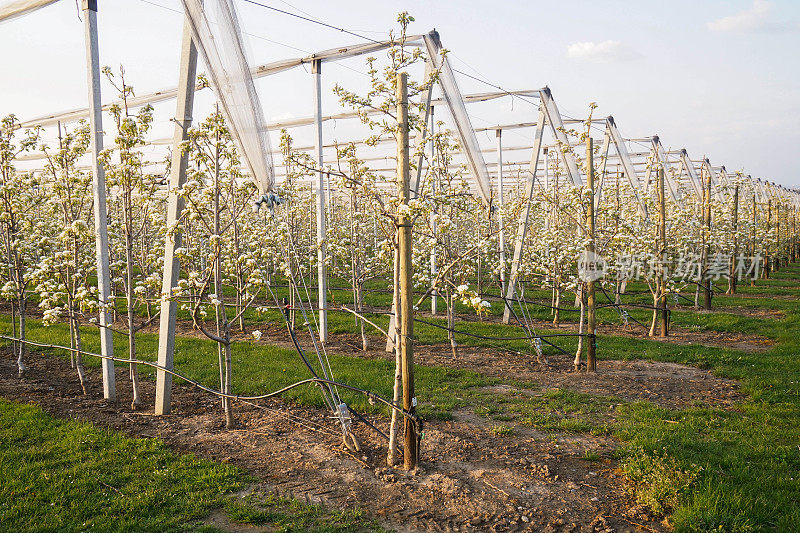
(236, 320, 745, 412)
(2, 337, 748, 533)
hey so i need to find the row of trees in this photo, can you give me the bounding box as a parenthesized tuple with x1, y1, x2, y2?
(0, 17, 795, 434)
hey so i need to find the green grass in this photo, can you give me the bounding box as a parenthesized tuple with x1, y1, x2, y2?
(606, 267, 800, 531)
(0, 399, 242, 531)
(0, 400, 385, 532)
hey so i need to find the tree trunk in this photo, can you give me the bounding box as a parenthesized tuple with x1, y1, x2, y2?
(72, 315, 88, 395)
(553, 286, 561, 327)
(125, 231, 141, 409)
(224, 339, 234, 429)
(357, 282, 367, 350)
(447, 291, 457, 357)
(69, 318, 76, 369)
(648, 291, 658, 337)
(574, 287, 585, 370)
(387, 245, 402, 466)
(16, 296, 27, 378)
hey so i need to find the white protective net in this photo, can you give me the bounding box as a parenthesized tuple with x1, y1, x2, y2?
(181, 0, 275, 194)
(0, 0, 60, 23)
(423, 31, 493, 207)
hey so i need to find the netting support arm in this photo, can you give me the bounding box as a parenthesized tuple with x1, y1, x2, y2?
(155, 12, 199, 416)
(502, 105, 546, 324)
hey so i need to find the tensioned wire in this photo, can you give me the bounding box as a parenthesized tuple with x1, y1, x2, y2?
(148, 0, 606, 354)
(0, 334, 420, 428)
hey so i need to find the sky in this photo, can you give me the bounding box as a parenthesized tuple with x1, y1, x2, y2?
(1, 0, 798, 186)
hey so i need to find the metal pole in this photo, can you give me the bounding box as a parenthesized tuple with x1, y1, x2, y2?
(658, 167, 668, 336)
(496, 129, 506, 296)
(83, 0, 115, 401)
(502, 106, 547, 324)
(312, 59, 328, 343)
(155, 13, 198, 415)
(586, 138, 597, 372)
(397, 72, 417, 470)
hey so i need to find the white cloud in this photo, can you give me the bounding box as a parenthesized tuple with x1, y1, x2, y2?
(566, 40, 640, 63)
(707, 0, 791, 33)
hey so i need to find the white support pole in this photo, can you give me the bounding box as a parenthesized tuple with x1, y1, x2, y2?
(312, 59, 328, 343)
(155, 13, 198, 415)
(502, 105, 547, 324)
(83, 0, 115, 401)
(502, 87, 584, 323)
(643, 149, 654, 196)
(496, 129, 506, 296)
(429, 106, 437, 316)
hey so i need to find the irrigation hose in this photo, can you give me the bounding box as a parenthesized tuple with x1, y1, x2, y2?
(0, 334, 422, 432)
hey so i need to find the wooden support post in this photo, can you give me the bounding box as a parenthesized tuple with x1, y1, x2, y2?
(586, 138, 597, 372)
(496, 129, 506, 296)
(658, 167, 668, 336)
(751, 192, 758, 286)
(312, 59, 328, 343)
(703, 167, 713, 310)
(430, 107, 437, 316)
(765, 199, 772, 279)
(155, 14, 198, 415)
(83, 0, 115, 401)
(397, 72, 417, 470)
(729, 183, 739, 294)
(775, 203, 781, 271)
(793, 207, 797, 263)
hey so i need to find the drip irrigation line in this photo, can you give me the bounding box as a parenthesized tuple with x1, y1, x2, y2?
(497, 286, 571, 356)
(284, 312, 336, 410)
(0, 334, 421, 428)
(412, 317, 586, 341)
(674, 291, 697, 305)
(596, 302, 672, 312)
(348, 406, 389, 441)
(597, 285, 649, 329)
(501, 295, 582, 313)
(238, 398, 343, 440)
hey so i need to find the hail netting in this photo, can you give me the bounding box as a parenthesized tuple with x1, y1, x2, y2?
(181, 0, 275, 194)
(423, 31, 493, 207)
(0, 0, 60, 23)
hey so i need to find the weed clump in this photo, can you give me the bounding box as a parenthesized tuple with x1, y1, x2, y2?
(621, 447, 703, 516)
